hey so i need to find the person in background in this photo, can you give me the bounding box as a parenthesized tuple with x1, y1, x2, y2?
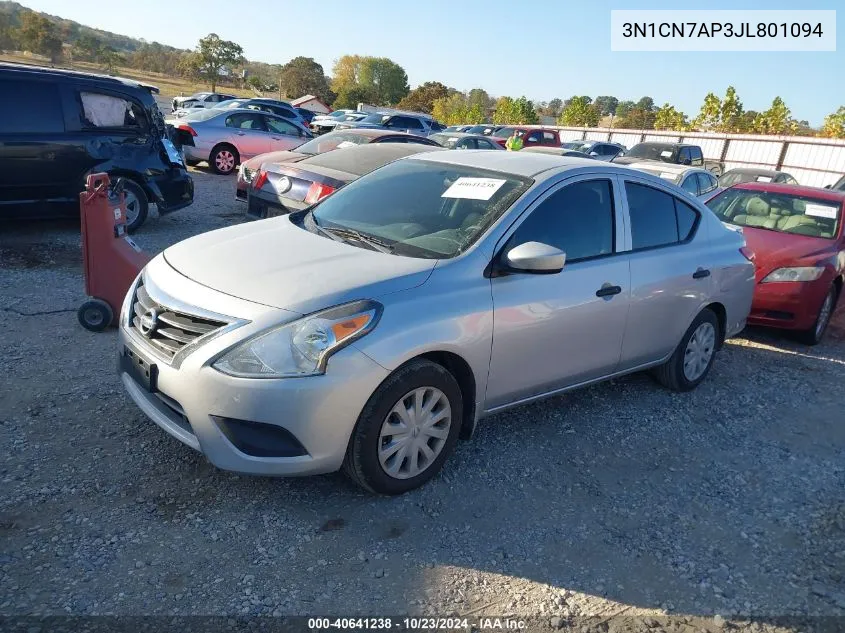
(505, 129, 524, 151)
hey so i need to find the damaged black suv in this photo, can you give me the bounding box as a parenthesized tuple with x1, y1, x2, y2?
(0, 63, 194, 231)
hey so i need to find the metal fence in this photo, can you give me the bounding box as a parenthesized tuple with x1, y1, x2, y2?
(553, 126, 845, 188)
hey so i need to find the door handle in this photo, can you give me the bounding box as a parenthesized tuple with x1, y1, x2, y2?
(692, 268, 711, 279)
(595, 284, 622, 298)
(271, 137, 281, 140)
(236, 131, 246, 136)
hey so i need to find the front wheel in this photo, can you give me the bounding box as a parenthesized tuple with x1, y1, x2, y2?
(343, 360, 463, 495)
(652, 308, 719, 392)
(798, 285, 837, 345)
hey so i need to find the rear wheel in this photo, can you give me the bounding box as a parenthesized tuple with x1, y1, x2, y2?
(120, 179, 148, 233)
(343, 360, 462, 495)
(653, 308, 719, 392)
(210, 145, 239, 175)
(798, 285, 837, 345)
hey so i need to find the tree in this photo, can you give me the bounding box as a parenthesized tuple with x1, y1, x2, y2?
(467, 88, 493, 112)
(719, 86, 744, 132)
(431, 93, 483, 125)
(693, 92, 722, 131)
(615, 100, 635, 119)
(397, 81, 451, 114)
(331, 54, 365, 93)
(636, 96, 655, 112)
(513, 96, 538, 124)
(821, 107, 845, 139)
(16, 11, 62, 63)
(71, 33, 102, 61)
(546, 97, 563, 118)
(653, 103, 688, 130)
(332, 84, 373, 110)
(278, 56, 332, 102)
(754, 97, 792, 135)
(0, 12, 19, 52)
(358, 57, 409, 105)
(194, 33, 245, 91)
(492, 97, 516, 124)
(593, 96, 619, 116)
(558, 96, 600, 127)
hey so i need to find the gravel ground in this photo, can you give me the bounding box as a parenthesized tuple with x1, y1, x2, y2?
(1, 167, 845, 630)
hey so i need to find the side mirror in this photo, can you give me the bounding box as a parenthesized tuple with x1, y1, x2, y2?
(589, 151, 599, 156)
(505, 241, 565, 274)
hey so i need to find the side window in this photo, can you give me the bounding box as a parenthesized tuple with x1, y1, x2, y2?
(405, 118, 424, 130)
(477, 139, 493, 149)
(225, 113, 265, 130)
(0, 80, 64, 134)
(79, 91, 145, 129)
(508, 180, 615, 262)
(264, 117, 299, 136)
(626, 181, 700, 250)
(681, 174, 699, 195)
(785, 175, 798, 185)
(678, 147, 692, 165)
(543, 131, 557, 143)
(525, 131, 542, 143)
(697, 172, 717, 194)
(206, 95, 219, 103)
(690, 147, 704, 166)
(458, 138, 476, 150)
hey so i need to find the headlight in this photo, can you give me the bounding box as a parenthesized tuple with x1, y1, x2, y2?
(761, 267, 824, 283)
(213, 300, 382, 378)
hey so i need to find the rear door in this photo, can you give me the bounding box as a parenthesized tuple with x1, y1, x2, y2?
(616, 177, 713, 370)
(542, 130, 559, 146)
(486, 176, 630, 408)
(224, 112, 271, 158)
(0, 78, 73, 217)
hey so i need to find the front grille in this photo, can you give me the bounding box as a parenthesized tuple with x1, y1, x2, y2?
(130, 279, 228, 362)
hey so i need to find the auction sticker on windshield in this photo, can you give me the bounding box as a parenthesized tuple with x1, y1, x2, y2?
(442, 177, 506, 200)
(805, 203, 839, 219)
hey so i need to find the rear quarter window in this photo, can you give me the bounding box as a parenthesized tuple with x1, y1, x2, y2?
(0, 80, 64, 134)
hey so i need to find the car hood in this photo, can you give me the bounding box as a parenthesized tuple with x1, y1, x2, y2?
(613, 156, 669, 166)
(243, 150, 311, 171)
(162, 216, 437, 314)
(740, 226, 839, 279)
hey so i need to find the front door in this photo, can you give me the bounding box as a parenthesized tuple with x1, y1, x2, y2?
(224, 112, 271, 159)
(486, 176, 631, 410)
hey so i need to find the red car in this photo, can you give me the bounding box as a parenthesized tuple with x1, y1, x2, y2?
(488, 126, 561, 149)
(706, 182, 845, 344)
(235, 129, 439, 201)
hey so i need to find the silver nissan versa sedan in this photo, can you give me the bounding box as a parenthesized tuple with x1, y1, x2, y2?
(118, 152, 755, 494)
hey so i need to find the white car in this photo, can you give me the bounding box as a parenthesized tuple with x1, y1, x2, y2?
(171, 92, 237, 113)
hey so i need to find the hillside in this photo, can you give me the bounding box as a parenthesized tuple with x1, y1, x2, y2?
(0, 0, 182, 53)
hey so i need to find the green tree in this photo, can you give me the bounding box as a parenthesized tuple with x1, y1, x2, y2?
(558, 96, 600, 127)
(653, 103, 688, 130)
(430, 93, 468, 125)
(492, 97, 516, 124)
(719, 86, 745, 132)
(71, 33, 102, 61)
(16, 11, 62, 63)
(593, 96, 619, 116)
(513, 96, 538, 124)
(754, 97, 792, 135)
(332, 84, 373, 110)
(331, 54, 365, 93)
(358, 57, 409, 105)
(693, 92, 722, 131)
(194, 33, 245, 91)
(467, 88, 492, 112)
(821, 106, 845, 139)
(615, 100, 635, 120)
(636, 96, 655, 112)
(397, 81, 451, 114)
(278, 56, 332, 102)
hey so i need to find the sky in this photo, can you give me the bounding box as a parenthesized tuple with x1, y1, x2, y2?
(15, 0, 845, 126)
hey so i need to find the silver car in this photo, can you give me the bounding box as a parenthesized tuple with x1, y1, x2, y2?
(624, 162, 721, 200)
(561, 140, 626, 161)
(118, 152, 754, 494)
(166, 108, 311, 175)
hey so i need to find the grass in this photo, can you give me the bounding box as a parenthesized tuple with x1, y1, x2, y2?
(0, 51, 259, 99)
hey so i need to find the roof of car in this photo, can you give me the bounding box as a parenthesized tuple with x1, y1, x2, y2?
(0, 61, 160, 93)
(296, 143, 446, 177)
(408, 148, 606, 177)
(624, 162, 702, 176)
(722, 168, 784, 176)
(432, 132, 491, 140)
(331, 128, 424, 139)
(732, 182, 845, 201)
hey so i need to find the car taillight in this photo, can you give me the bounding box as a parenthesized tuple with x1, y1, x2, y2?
(305, 182, 336, 204)
(740, 246, 755, 262)
(253, 169, 269, 190)
(176, 124, 197, 136)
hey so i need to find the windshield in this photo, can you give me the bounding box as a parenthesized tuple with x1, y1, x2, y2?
(429, 134, 460, 148)
(307, 159, 532, 258)
(294, 131, 372, 155)
(562, 141, 593, 152)
(178, 109, 221, 122)
(360, 113, 390, 125)
(832, 175, 845, 191)
(188, 92, 211, 100)
(706, 189, 842, 239)
(492, 127, 515, 139)
(636, 167, 683, 184)
(330, 110, 351, 118)
(215, 99, 249, 110)
(626, 143, 677, 162)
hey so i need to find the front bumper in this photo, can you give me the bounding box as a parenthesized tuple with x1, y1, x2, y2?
(117, 257, 390, 476)
(747, 279, 829, 330)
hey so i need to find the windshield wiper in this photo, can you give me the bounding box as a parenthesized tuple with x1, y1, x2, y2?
(323, 227, 394, 254)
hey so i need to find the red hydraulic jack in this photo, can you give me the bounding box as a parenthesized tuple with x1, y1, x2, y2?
(77, 173, 151, 332)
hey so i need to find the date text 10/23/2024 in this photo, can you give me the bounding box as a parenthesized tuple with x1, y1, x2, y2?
(308, 617, 528, 630)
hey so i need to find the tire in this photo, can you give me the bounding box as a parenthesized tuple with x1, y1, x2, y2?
(797, 285, 837, 346)
(653, 308, 719, 392)
(119, 179, 149, 233)
(343, 359, 463, 495)
(77, 299, 114, 332)
(209, 144, 239, 175)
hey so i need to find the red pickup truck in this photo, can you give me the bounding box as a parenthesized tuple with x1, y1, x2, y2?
(489, 126, 561, 149)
